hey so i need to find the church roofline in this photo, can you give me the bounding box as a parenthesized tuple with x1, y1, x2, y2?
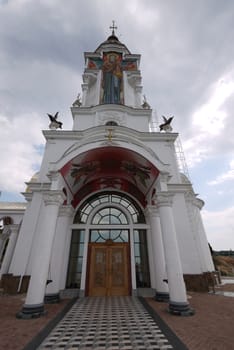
(71, 103, 151, 116)
(42, 126, 178, 143)
(84, 52, 141, 63)
(0, 202, 27, 211)
(94, 37, 131, 55)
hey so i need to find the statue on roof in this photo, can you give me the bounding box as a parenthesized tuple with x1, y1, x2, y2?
(47, 112, 63, 130)
(72, 93, 82, 107)
(159, 116, 174, 132)
(142, 95, 151, 109)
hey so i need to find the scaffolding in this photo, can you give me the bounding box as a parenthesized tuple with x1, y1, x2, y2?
(175, 136, 191, 180)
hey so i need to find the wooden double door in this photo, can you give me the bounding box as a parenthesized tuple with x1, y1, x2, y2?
(87, 242, 130, 296)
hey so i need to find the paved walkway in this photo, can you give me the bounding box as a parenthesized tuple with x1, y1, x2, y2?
(37, 296, 185, 350)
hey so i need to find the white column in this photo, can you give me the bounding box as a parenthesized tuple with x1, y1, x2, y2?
(81, 83, 89, 106)
(156, 192, 194, 316)
(17, 191, 65, 319)
(80, 227, 89, 296)
(130, 228, 137, 295)
(135, 85, 142, 107)
(9, 192, 42, 276)
(45, 205, 74, 303)
(193, 198, 214, 271)
(0, 225, 19, 278)
(0, 229, 10, 265)
(146, 227, 156, 289)
(146, 205, 169, 301)
(59, 229, 73, 290)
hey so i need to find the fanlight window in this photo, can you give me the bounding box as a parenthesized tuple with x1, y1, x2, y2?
(73, 193, 145, 224)
(92, 207, 128, 225)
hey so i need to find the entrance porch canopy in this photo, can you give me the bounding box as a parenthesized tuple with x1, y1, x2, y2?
(60, 146, 159, 208)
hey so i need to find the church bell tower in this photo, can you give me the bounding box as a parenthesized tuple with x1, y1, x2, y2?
(71, 22, 151, 132)
(2, 23, 215, 319)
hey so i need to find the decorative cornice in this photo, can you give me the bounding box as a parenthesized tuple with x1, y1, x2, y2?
(22, 192, 33, 202)
(0, 202, 27, 212)
(167, 183, 193, 192)
(71, 103, 151, 117)
(97, 110, 126, 126)
(23, 182, 51, 193)
(43, 126, 178, 142)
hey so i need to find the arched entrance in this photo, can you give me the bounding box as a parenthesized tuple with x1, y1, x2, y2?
(66, 192, 150, 296)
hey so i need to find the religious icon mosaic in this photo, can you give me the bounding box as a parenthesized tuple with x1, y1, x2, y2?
(87, 51, 138, 105)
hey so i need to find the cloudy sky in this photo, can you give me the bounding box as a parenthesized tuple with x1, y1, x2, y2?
(1, 0, 234, 250)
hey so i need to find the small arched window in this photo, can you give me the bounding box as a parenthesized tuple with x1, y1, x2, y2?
(105, 121, 118, 126)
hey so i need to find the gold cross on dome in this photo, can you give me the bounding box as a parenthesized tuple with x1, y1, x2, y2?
(106, 127, 114, 141)
(110, 20, 117, 35)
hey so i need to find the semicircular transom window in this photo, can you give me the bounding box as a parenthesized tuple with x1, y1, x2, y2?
(105, 121, 118, 126)
(92, 207, 128, 225)
(73, 193, 145, 224)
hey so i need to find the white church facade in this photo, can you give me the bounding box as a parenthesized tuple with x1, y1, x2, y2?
(0, 28, 215, 318)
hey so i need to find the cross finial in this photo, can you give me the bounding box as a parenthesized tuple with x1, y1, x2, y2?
(107, 128, 113, 141)
(110, 20, 117, 36)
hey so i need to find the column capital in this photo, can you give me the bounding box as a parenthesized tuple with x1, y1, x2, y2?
(47, 171, 60, 182)
(43, 191, 65, 207)
(155, 191, 174, 207)
(23, 192, 33, 202)
(184, 191, 204, 209)
(59, 205, 74, 217)
(193, 197, 204, 210)
(145, 205, 160, 217)
(47, 171, 62, 191)
(184, 191, 195, 202)
(155, 172, 172, 192)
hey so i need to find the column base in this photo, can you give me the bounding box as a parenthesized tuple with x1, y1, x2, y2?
(16, 303, 46, 319)
(154, 291, 169, 302)
(44, 293, 60, 304)
(169, 301, 195, 316)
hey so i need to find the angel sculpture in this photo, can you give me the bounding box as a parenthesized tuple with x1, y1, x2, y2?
(47, 112, 63, 129)
(72, 93, 82, 107)
(159, 115, 174, 132)
(141, 95, 151, 109)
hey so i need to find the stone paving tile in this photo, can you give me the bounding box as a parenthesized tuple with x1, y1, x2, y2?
(146, 288, 234, 350)
(37, 297, 175, 350)
(1, 283, 234, 350)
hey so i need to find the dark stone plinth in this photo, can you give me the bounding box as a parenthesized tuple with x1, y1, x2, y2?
(44, 293, 60, 304)
(155, 291, 169, 302)
(16, 303, 46, 319)
(169, 301, 195, 316)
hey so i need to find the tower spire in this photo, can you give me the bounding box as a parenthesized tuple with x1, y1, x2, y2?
(109, 20, 117, 36)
